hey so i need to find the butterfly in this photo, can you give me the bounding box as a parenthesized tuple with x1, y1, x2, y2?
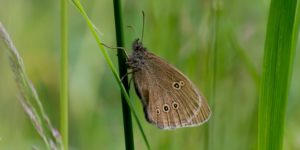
(126, 38, 211, 129)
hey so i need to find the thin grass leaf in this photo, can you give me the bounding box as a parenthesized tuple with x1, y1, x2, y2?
(70, 0, 150, 149)
(258, 0, 299, 149)
(0, 23, 64, 150)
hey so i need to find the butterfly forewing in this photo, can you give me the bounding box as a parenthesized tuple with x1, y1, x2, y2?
(133, 52, 211, 129)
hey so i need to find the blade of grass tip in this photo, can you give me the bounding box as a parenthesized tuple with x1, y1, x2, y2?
(60, 0, 69, 149)
(70, 1, 151, 149)
(0, 23, 62, 150)
(258, 0, 299, 149)
(112, 0, 135, 150)
(229, 34, 260, 89)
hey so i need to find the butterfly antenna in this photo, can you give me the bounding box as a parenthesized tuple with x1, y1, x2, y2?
(141, 11, 145, 42)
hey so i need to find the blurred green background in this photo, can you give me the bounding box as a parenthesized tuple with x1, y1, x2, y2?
(0, 0, 299, 149)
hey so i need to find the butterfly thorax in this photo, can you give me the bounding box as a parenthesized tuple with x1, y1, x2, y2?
(127, 39, 148, 70)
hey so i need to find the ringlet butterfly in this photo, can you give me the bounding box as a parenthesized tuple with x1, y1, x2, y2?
(124, 12, 211, 129)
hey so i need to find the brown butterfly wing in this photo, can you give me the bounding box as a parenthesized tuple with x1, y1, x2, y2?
(133, 52, 211, 129)
(185, 94, 211, 127)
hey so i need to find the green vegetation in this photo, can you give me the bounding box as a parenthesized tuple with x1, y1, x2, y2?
(0, 0, 299, 149)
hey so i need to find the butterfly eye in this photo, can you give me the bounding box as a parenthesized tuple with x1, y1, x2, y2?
(162, 104, 170, 112)
(179, 81, 185, 86)
(156, 109, 160, 114)
(172, 82, 181, 90)
(172, 102, 179, 109)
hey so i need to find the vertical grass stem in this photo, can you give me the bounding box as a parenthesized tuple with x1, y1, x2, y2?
(112, 0, 135, 149)
(60, 0, 69, 149)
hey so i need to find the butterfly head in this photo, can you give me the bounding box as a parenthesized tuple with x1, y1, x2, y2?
(127, 38, 148, 69)
(132, 38, 146, 52)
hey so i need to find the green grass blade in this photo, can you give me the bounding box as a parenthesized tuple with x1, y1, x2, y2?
(70, 1, 150, 149)
(112, 0, 135, 149)
(258, 0, 299, 149)
(60, 0, 69, 149)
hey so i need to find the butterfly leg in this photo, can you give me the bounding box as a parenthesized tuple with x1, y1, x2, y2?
(120, 68, 139, 82)
(120, 70, 134, 89)
(101, 43, 129, 58)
